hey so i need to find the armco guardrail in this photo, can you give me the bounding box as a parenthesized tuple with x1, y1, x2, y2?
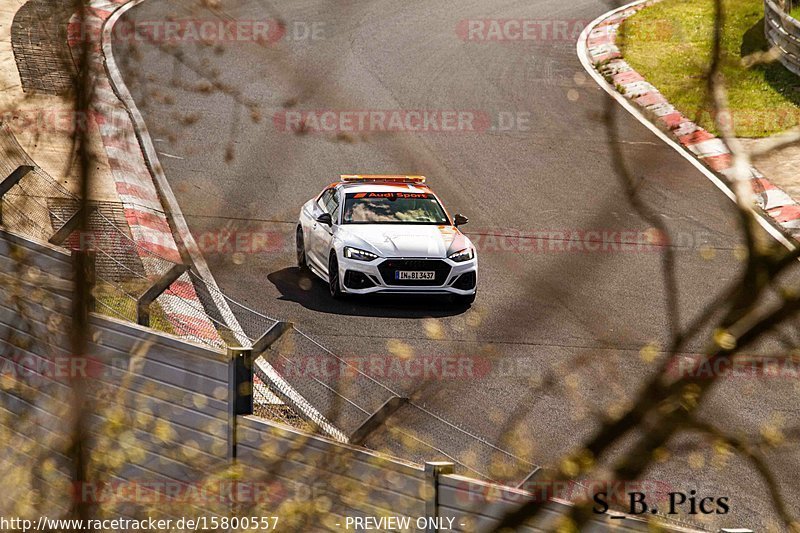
(765, 0, 800, 76)
(0, 227, 711, 532)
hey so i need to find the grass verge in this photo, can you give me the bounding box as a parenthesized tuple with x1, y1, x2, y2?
(619, 0, 800, 138)
(95, 281, 176, 335)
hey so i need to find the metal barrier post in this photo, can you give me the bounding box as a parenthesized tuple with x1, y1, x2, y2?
(136, 264, 188, 327)
(251, 321, 293, 355)
(228, 347, 253, 461)
(49, 204, 98, 246)
(425, 461, 454, 533)
(349, 396, 408, 445)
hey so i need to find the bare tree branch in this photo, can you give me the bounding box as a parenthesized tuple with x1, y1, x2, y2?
(683, 418, 796, 530)
(750, 127, 800, 158)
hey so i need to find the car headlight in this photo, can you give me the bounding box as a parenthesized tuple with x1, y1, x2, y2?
(344, 246, 378, 261)
(448, 248, 474, 262)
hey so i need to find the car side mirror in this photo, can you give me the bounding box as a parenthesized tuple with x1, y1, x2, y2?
(454, 214, 468, 227)
(316, 212, 333, 226)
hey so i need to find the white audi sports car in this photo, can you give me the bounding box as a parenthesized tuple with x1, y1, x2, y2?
(296, 175, 477, 305)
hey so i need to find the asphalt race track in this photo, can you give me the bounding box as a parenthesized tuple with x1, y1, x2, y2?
(114, 0, 800, 528)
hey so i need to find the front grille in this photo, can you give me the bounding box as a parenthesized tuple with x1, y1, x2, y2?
(378, 259, 451, 286)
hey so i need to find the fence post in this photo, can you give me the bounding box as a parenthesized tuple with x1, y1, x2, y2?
(136, 264, 188, 327)
(424, 461, 454, 533)
(228, 347, 253, 461)
(251, 321, 293, 355)
(49, 204, 98, 246)
(350, 396, 408, 445)
(0, 165, 34, 225)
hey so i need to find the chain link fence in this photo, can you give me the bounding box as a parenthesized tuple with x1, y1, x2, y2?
(10, 0, 76, 95)
(257, 324, 545, 483)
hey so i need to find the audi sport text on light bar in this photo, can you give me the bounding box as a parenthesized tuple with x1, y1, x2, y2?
(340, 174, 426, 183)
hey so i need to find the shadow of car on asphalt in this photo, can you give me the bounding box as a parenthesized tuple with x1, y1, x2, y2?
(267, 267, 471, 318)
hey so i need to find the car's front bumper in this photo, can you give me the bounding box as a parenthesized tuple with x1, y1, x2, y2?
(337, 255, 477, 295)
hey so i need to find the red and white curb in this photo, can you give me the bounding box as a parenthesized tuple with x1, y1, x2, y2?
(67, 1, 225, 347)
(68, 1, 333, 430)
(582, 0, 800, 240)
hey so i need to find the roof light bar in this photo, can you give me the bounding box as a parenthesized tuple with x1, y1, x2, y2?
(340, 174, 426, 184)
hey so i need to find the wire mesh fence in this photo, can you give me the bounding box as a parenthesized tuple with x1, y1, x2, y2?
(256, 324, 548, 484)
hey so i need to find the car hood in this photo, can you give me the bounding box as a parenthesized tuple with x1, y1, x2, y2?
(339, 224, 471, 258)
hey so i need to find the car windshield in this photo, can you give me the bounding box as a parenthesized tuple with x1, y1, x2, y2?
(343, 192, 449, 224)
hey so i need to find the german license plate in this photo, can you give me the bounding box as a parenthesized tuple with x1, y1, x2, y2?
(396, 271, 435, 281)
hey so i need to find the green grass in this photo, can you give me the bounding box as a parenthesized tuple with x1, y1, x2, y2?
(619, 0, 800, 138)
(96, 281, 175, 335)
(791, 5, 800, 20)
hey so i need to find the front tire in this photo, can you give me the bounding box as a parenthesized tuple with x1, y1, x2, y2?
(328, 252, 344, 299)
(296, 226, 307, 269)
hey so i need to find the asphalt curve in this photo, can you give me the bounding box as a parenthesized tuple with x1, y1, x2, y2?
(114, 0, 800, 528)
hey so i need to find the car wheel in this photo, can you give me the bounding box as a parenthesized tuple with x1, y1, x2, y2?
(328, 252, 344, 299)
(296, 226, 307, 269)
(454, 292, 476, 306)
